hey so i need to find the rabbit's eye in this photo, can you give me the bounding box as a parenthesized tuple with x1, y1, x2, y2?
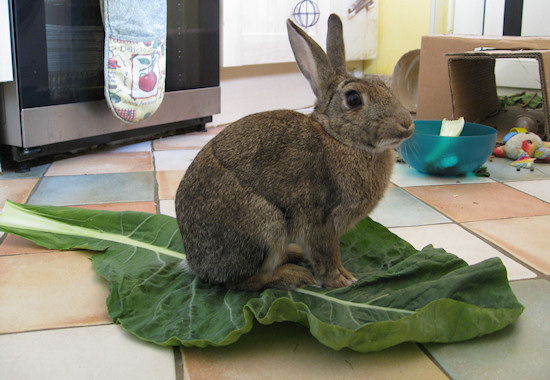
(345, 90, 363, 108)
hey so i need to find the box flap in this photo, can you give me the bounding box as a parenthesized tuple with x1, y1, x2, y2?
(417, 35, 550, 121)
(447, 57, 501, 123)
(446, 49, 550, 138)
(447, 49, 550, 59)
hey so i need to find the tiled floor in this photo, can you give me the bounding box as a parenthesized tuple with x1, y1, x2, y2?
(1, 125, 549, 380)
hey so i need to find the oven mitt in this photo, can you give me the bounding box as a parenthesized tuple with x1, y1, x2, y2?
(100, 0, 167, 123)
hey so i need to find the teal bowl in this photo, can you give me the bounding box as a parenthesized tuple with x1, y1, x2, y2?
(397, 120, 497, 176)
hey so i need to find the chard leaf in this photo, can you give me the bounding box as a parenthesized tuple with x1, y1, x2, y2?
(0, 201, 524, 352)
(440, 117, 465, 136)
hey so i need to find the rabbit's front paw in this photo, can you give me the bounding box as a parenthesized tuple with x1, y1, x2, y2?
(339, 266, 357, 283)
(320, 269, 355, 288)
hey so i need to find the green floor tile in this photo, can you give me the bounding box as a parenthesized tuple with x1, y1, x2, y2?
(424, 279, 550, 380)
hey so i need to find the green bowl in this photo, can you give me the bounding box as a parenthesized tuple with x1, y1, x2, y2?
(397, 120, 497, 176)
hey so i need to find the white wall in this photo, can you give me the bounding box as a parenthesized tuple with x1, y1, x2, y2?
(222, 0, 378, 67)
(452, 0, 550, 37)
(452, 0, 486, 35)
(212, 60, 363, 126)
(212, 62, 316, 126)
(495, 58, 541, 95)
(451, 0, 505, 36)
(483, 0, 505, 36)
(521, 0, 550, 36)
(215, 0, 372, 126)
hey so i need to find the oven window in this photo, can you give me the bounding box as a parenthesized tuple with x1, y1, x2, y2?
(13, 0, 219, 109)
(45, 1, 105, 107)
(166, 0, 220, 92)
(13, 0, 104, 108)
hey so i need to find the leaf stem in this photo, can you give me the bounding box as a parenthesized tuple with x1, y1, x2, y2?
(294, 288, 415, 315)
(0, 201, 186, 260)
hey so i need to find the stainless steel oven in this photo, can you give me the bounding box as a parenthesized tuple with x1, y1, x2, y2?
(1, 0, 220, 165)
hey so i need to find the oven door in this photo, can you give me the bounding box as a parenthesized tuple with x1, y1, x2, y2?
(12, 0, 219, 108)
(3, 0, 220, 151)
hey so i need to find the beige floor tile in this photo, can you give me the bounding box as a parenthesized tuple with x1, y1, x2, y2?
(391, 162, 494, 187)
(0, 251, 110, 333)
(0, 234, 52, 256)
(405, 183, 550, 222)
(153, 126, 224, 150)
(506, 179, 550, 203)
(0, 202, 157, 256)
(45, 151, 153, 176)
(106, 140, 152, 152)
(157, 170, 185, 199)
(159, 199, 176, 217)
(463, 215, 550, 275)
(390, 223, 536, 280)
(153, 150, 200, 171)
(181, 323, 448, 380)
(71, 201, 157, 213)
(154, 133, 214, 150)
(0, 178, 38, 207)
(425, 280, 550, 380)
(0, 324, 176, 380)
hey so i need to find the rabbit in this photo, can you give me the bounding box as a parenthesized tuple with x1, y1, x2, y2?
(175, 14, 414, 291)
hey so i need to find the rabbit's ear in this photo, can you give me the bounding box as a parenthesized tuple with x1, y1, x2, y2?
(287, 18, 334, 100)
(326, 14, 346, 76)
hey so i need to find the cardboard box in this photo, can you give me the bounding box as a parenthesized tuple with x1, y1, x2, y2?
(446, 50, 550, 139)
(417, 35, 550, 139)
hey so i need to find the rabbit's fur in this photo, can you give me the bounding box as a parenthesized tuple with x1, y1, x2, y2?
(175, 14, 414, 291)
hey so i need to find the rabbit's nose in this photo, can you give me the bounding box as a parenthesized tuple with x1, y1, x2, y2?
(397, 114, 414, 131)
(398, 121, 414, 130)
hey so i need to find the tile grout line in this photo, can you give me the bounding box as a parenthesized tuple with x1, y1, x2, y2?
(0, 163, 49, 251)
(150, 141, 162, 215)
(173, 346, 185, 380)
(458, 220, 550, 283)
(0, 321, 114, 337)
(24, 164, 50, 206)
(400, 177, 550, 224)
(395, 174, 550, 283)
(500, 180, 550, 205)
(416, 343, 453, 380)
(398, 185, 459, 224)
(388, 216, 547, 282)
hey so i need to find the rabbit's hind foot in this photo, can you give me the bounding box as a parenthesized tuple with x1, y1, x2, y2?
(283, 243, 309, 267)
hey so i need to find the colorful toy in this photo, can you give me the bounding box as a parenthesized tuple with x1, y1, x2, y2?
(511, 156, 536, 171)
(493, 128, 550, 170)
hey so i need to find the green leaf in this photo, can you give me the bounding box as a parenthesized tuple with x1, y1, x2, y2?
(0, 201, 524, 352)
(440, 117, 465, 137)
(498, 93, 543, 109)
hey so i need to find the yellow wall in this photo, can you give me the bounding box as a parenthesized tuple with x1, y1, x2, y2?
(365, 0, 448, 76)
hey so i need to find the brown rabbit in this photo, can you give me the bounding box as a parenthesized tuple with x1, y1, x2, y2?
(175, 14, 414, 291)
